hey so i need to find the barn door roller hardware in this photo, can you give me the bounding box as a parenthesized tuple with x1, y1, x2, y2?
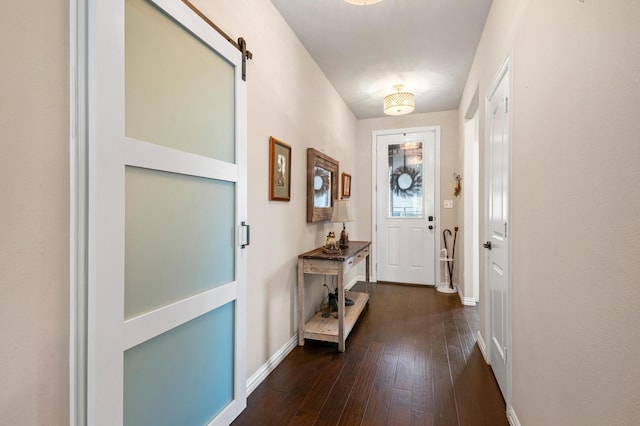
(182, 0, 253, 81)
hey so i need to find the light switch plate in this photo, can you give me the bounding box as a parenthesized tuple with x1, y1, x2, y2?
(444, 199, 453, 209)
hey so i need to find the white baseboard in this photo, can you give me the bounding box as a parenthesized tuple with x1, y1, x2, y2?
(507, 405, 521, 426)
(458, 293, 477, 306)
(477, 332, 518, 426)
(452, 282, 476, 305)
(477, 330, 488, 363)
(244, 275, 363, 396)
(345, 275, 365, 291)
(245, 333, 298, 396)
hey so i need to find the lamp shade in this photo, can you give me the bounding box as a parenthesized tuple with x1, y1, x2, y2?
(384, 84, 415, 116)
(332, 199, 354, 223)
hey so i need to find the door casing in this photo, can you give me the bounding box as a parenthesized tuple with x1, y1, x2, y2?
(463, 108, 480, 305)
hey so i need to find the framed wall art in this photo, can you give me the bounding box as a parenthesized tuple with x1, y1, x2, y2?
(269, 137, 291, 201)
(307, 148, 339, 222)
(341, 172, 351, 198)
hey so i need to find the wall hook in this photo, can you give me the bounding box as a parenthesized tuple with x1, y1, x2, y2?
(453, 173, 462, 197)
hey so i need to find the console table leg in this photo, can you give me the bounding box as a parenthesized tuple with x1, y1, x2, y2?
(337, 269, 345, 352)
(365, 254, 370, 293)
(297, 258, 305, 346)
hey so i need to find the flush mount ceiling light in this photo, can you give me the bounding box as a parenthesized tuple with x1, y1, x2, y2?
(384, 84, 415, 116)
(344, 0, 383, 5)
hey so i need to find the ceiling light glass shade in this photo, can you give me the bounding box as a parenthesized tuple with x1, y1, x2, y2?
(344, 0, 383, 5)
(384, 84, 415, 116)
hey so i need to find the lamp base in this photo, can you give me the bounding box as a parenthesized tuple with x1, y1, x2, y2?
(339, 228, 349, 248)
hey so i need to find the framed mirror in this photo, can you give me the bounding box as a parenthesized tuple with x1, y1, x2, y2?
(307, 148, 339, 222)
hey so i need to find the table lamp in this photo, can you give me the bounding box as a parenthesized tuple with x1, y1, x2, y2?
(332, 199, 354, 248)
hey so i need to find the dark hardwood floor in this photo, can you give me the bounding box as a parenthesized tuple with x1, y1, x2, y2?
(232, 282, 508, 426)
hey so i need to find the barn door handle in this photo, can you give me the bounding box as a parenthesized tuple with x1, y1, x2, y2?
(483, 241, 492, 250)
(241, 221, 251, 249)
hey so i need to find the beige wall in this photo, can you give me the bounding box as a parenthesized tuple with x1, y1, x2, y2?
(0, 0, 70, 424)
(191, 0, 361, 377)
(1, 0, 361, 421)
(6, 0, 639, 424)
(355, 110, 461, 283)
(459, 0, 640, 423)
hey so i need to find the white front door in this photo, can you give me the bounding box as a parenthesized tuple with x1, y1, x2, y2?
(485, 58, 511, 399)
(86, 0, 247, 424)
(375, 129, 438, 285)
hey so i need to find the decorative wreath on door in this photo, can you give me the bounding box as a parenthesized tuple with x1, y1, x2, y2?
(390, 166, 422, 197)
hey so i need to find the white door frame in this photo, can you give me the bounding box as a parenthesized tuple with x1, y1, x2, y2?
(483, 54, 513, 407)
(463, 94, 480, 306)
(69, 0, 88, 423)
(371, 126, 441, 286)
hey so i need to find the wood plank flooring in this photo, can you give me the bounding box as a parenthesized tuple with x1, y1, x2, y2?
(232, 282, 508, 426)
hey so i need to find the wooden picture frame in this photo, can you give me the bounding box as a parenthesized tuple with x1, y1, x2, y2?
(269, 137, 291, 201)
(307, 148, 339, 222)
(341, 172, 351, 198)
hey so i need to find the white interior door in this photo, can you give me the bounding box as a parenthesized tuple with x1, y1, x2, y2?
(485, 58, 511, 399)
(375, 129, 437, 285)
(87, 0, 247, 425)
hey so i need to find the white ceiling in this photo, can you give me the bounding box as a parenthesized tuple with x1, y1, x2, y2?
(271, 0, 492, 119)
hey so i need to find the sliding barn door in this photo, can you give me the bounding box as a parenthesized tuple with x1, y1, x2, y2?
(87, 0, 247, 424)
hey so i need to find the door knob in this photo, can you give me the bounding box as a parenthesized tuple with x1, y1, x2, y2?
(483, 241, 492, 250)
(428, 225, 433, 230)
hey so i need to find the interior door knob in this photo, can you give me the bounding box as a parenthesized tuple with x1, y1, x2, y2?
(483, 241, 492, 250)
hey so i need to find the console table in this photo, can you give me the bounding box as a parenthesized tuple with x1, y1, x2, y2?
(297, 241, 371, 352)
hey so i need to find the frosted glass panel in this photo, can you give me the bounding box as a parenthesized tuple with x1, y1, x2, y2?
(124, 302, 235, 426)
(125, 166, 235, 319)
(388, 142, 424, 218)
(125, 0, 235, 163)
